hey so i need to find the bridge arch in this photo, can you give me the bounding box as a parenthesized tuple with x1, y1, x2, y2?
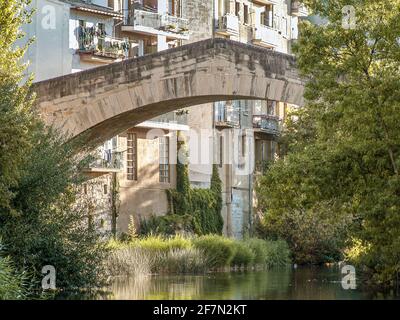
(33, 38, 305, 146)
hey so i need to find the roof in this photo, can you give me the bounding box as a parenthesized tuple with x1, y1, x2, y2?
(63, 0, 123, 19)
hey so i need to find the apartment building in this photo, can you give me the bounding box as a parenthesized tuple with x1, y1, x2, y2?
(19, 0, 307, 238)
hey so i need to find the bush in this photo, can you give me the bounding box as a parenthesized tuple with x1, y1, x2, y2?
(193, 235, 236, 269)
(264, 240, 292, 268)
(231, 242, 255, 266)
(139, 214, 195, 236)
(244, 239, 268, 265)
(0, 129, 109, 292)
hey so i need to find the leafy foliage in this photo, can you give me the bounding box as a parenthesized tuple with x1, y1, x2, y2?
(0, 0, 108, 294)
(257, 0, 400, 287)
(0, 241, 29, 300)
(163, 133, 224, 235)
(192, 235, 236, 269)
(0, 129, 109, 291)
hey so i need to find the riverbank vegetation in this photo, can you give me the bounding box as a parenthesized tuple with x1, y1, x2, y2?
(0, 0, 109, 298)
(256, 0, 400, 290)
(106, 235, 291, 277)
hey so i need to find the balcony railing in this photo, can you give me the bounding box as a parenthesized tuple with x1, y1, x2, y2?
(291, 1, 309, 17)
(216, 13, 239, 36)
(87, 151, 124, 172)
(215, 103, 240, 128)
(123, 9, 189, 36)
(253, 24, 279, 48)
(151, 110, 188, 125)
(253, 115, 280, 135)
(78, 27, 131, 60)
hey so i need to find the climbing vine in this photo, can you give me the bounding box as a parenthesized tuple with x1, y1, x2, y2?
(111, 172, 120, 238)
(165, 132, 224, 235)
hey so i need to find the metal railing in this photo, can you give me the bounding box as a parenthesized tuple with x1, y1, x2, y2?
(88, 151, 124, 171)
(122, 8, 189, 34)
(215, 103, 240, 127)
(78, 28, 131, 59)
(252, 114, 280, 135)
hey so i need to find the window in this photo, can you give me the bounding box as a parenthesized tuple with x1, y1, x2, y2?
(262, 5, 273, 27)
(235, 1, 240, 17)
(159, 136, 170, 183)
(127, 132, 137, 181)
(243, 4, 249, 24)
(103, 184, 108, 195)
(267, 100, 276, 116)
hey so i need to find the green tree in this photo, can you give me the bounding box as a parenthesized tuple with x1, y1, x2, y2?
(0, 0, 36, 214)
(257, 0, 400, 286)
(0, 0, 108, 294)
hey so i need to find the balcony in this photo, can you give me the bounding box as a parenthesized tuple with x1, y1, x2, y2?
(252, 24, 279, 48)
(136, 110, 189, 131)
(253, 115, 280, 136)
(215, 103, 240, 129)
(252, 0, 280, 5)
(83, 151, 124, 174)
(122, 9, 189, 40)
(77, 28, 132, 63)
(291, 1, 309, 17)
(215, 14, 239, 37)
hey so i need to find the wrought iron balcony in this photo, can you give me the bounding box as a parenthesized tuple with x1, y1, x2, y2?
(84, 151, 124, 173)
(122, 8, 189, 39)
(77, 27, 132, 61)
(252, 114, 280, 136)
(215, 103, 240, 128)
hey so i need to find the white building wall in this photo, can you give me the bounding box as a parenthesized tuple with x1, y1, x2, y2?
(19, 0, 71, 82)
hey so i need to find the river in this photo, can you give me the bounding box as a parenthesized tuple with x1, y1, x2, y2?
(101, 265, 399, 300)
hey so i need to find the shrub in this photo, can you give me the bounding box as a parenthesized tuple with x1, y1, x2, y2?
(139, 214, 196, 236)
(0, 130, 109, 292)
(244, 239, 268, 265)
(193, 235, 236, 269)
(231, 241, 255, 267)
(264, 240, 292, 268)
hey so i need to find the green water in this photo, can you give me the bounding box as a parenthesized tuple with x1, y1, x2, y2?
(103, 266, 399, 300)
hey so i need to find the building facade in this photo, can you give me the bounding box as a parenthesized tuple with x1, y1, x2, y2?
(20, 0, 307, 238)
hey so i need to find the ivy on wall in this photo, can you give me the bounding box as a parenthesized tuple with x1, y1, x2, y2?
(165, 132, 224, 235)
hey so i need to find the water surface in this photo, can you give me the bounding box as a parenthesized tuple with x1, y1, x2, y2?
(105, 266, 399, 300)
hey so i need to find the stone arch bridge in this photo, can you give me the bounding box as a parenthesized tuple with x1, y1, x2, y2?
(32, 38, 305, 146)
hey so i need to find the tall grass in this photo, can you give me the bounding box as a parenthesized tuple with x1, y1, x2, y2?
(106, 235, 292, 276)
(0, 245, 29, 300)
(106, 247, 151, 277)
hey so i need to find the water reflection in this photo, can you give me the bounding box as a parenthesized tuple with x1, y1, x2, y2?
(105, 266, 398, 300)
